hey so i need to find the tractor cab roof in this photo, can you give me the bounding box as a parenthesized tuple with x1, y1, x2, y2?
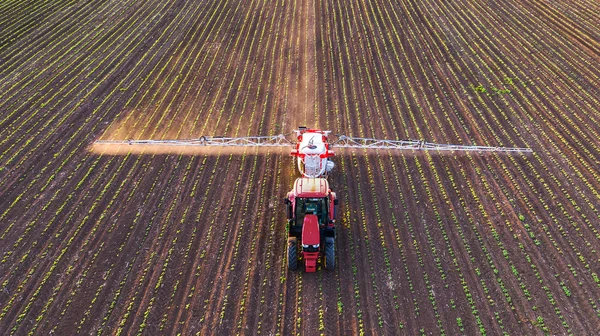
(293, 178, 329, 198)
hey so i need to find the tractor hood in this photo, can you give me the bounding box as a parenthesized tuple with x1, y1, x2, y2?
(302, 214, 320, 246)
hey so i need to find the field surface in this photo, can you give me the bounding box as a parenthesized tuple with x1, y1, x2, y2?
(1, 0, 600, 334)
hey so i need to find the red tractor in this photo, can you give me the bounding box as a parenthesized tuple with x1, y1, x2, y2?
(284, 177, 338, 272)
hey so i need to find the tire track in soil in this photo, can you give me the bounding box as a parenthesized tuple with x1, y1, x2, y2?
(280, 0, 314, 333)
(284, 0, 316, 131)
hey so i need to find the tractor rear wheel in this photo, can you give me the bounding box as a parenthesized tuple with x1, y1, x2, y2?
(325, 237, 335, 270)
(288, 238, 298, 270)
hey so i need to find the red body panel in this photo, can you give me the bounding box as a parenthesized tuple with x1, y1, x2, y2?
(301, 215, 320, 273)
(328, 191, 337, 226)
(303, 252, 319, 272)
(302, 215, 320, 245)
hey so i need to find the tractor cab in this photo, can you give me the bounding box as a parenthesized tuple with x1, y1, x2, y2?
(286, 178, 336, 236)
(295, 198, 328, 227)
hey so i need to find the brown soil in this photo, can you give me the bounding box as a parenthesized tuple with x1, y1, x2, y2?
(1, 0, 600, 334)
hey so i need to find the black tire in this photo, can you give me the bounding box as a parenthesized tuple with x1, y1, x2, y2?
(325, 237, 335, 270)
(288, 239, 298, 270)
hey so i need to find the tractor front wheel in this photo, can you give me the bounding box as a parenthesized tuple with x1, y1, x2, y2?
(288, 238, 298, 270)
(324, 237, 335, 270)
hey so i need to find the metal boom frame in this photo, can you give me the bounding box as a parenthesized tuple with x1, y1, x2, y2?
(94, 135, 292, 147)
(94, 133, 532, 153)
(331, 136, 532, 152)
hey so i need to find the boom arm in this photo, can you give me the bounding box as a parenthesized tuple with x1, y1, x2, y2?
(331, 135, 532, 153)
(94, 134, 293, 147)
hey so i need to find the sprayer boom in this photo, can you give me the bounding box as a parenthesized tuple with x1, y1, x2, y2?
(95, 135, 292, 147)
(94, 128, 532, 178)
(332, 135, 532, 152)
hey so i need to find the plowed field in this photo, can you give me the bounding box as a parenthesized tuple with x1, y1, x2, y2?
(1, 0, 600, 334)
